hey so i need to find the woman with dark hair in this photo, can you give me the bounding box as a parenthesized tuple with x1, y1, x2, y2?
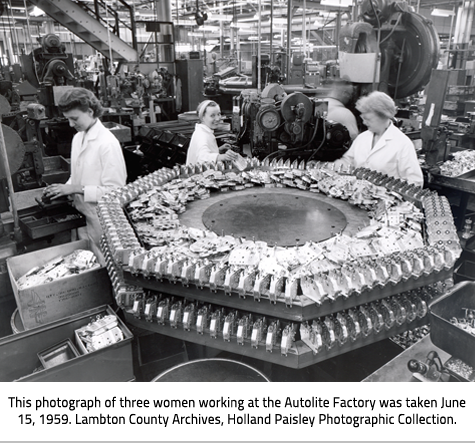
(43, 87, 127, 257)
(337, 91, 423, 186)
(186, 100, 239, 165)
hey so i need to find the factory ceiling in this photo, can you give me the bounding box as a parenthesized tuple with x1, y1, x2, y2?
(4, 0, 464, 26)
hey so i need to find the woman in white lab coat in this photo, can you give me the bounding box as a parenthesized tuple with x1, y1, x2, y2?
(338, 91, 423, 187)
(43, 88, 127, 258)
(186, 100, 239, 165)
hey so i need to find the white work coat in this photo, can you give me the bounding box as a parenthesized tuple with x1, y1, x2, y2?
(340, 122, 423, 186)
(67, 119, 127, 249)
(186, 123, 220, 165)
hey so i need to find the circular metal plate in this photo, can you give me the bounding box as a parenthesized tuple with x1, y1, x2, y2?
(281, 92, 313, 124)
(152, 358, 269, 382)
(202, 191, 347, 246)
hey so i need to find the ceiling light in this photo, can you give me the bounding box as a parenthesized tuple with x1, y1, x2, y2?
(30, 6, 45, 17)
(431, 8, 455, 17)
(320, 0, 352, 6)
(208, 14, 233, 21)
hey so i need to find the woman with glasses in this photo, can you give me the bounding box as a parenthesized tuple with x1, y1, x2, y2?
(186, 100, 239, 165)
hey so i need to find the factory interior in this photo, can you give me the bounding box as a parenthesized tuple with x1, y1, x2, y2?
(0, 0, 475, 383)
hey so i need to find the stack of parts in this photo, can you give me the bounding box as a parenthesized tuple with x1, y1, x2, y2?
(16, 250, 100, 290)
(439, 150, 475, 177)
(75, 314, 124, 353)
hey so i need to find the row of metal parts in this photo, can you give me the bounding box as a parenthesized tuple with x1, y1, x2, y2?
(101, 237, 145, 309)
(121, 244, 456, 307)
(130, 295, 298, 357)
(96, 163, 454, 269)
(127, 285, 431, 357)
(422, 194, 459, 246)
(300, 289, 431, 355)
(352, 167, 429, 201)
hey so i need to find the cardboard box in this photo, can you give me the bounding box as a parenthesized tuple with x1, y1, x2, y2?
(0, 305, 134, 382)
(103, 122, 132, 143)
(7, 240, 113, 330)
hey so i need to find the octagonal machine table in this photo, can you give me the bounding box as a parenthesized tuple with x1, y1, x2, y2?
(119, 186, 448, 369)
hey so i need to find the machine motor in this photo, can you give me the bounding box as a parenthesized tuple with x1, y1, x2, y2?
(232, 84, 351, 162)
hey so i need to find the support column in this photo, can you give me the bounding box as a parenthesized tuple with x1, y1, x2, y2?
(155, 0, 172, 64)
(453, 0, 475, 69)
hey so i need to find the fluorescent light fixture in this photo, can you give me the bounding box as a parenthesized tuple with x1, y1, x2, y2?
(30, 6, 45, 16)
(320, 0, 352, 6)
(273, 18, 288, 24)
(431, 8, 455, 17)
(231, 22, 254, 28)
(209, 14, 233, 21)
(248, 36, 260, 40)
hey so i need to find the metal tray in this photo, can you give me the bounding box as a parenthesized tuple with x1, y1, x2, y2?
(429, 281, 475, 368)
(18, 202, 86, 239)
(430, 169, 475, 194)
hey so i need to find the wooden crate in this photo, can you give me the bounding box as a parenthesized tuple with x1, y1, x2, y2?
(7, 240, 113, 330)
(103, 122, 132, 143)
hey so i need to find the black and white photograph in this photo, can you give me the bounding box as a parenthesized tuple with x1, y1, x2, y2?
(0, 0, 472, 445)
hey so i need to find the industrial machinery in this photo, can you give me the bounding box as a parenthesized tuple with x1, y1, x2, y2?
(230, 1, 439, 164)
(232, 83, 351, 162)
(21, 34, 76, 119)
(339, 0, 439, 99)
(204, 53, 286, 99)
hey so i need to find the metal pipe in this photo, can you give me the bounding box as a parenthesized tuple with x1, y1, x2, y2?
(270, 0, 273, 62)
(286, 0, 292, 83)
(464, 1, 475, 45)
(302, 0, 306, 58)
(447, 6, 456, 68)
(257, 0, 262, 92)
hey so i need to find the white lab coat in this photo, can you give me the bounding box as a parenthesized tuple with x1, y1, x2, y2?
(186, 123, 220, 165)
(67, 119, 127, 251)
(340, 122, 423, 186)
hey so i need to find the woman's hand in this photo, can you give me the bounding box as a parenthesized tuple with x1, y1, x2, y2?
(218, 143, 233, 153)
(43, 184, 78, 201)
(217, 149, 239, 162)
